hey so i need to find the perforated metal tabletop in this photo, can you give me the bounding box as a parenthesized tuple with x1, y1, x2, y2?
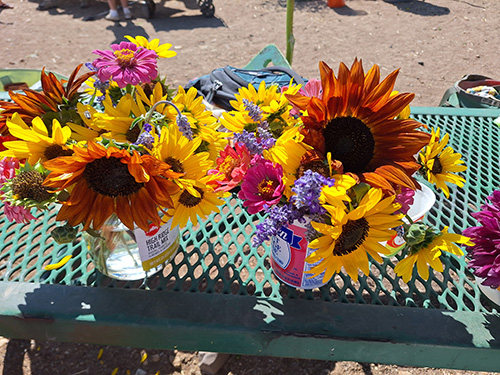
(1, 106, 500, 371)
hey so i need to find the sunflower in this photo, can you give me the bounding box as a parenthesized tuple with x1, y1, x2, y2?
(65, 103, 102, 142)
(124, 35, 177, 59)
(92, 93, 146, 143)
(286, 59, 431, 194)
(42, 141, 181, 232)
(151, 123, 213, 194)
(306, 188, 403, 282)
(394, 226, 471, 283)
(0, 64, 95, 135)
(168, 86, 228, 161)
(0, 114, 73, 164)
(419, 127, 466, 198)
(167, 174, 229, 228)
(220, 80, 300, 135)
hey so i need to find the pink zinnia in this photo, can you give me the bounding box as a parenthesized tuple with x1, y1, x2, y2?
(395, 186, 416, 215)
(209, 142, 251, 192)
(0, 157, 35, 223)
(238, 156, 285, 214)
(92, 42, 159, 88)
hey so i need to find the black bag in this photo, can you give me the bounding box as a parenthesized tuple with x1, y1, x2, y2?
(184, 66, 307, 111)
(439, 74, 500, 109)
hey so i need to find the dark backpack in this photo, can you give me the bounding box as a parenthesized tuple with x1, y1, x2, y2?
(184, 66, 307, 111)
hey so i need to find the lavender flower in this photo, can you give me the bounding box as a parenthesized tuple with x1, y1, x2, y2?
(134, 123, 154, 149)
(234, 130, 264, 155)
(253, 203, 295, 247)
(463, 190, 500, 288)
(291, 170, 335, 215)
(243, 98, 263, 122)
(176, 114, 193, 140)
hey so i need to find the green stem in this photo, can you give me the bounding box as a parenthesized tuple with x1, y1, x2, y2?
(286, 0, 295, 65)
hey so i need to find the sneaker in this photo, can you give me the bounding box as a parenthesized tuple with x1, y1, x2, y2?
(37, 0, 57, 10)
(105, 11, 120, 21)
(123, 8, 133, 19)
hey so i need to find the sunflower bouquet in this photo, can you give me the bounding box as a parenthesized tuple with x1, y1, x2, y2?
(210, 59, 472, 285)
(0, 36, 230, 276)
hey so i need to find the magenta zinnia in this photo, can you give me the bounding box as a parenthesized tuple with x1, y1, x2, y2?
(92, 42, 159, 88)
(463, 190, 500, 288)
(238, 155, 285, 214)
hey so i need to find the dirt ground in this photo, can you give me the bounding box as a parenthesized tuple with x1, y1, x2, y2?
(1, 0, 500, 374)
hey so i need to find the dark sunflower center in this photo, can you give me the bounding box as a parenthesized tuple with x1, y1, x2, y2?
(44, 144, 73, 160)
(179, 187, 204, 208)
(333, 218, 370, 256)
(164, 157, 185, 173)
(297, 160, 330, 179)
(12, 170, 53, 202)
(323, 116, 375, 174)
(126, 125, 141, 143)
(83, 157, 143, 197)
(431, 157, 443, 174)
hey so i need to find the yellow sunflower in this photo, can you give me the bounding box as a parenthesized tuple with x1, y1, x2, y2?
(167, 174, 229, 228)
(169, 86, 228, 161)
(42, 141, 181, 232)
(220, 80, 300, 134)
(286, 59, 431, 194)
(151, 123, 213, 194)
(394, 226, 472, 283)
(66, 103, 102, 142)
(419, 127, 466, 198)
(0, 113, 73, 164)
(306, 188, 403, 282)
(124, 35, 177, 59)
(93, 93, 146, 143)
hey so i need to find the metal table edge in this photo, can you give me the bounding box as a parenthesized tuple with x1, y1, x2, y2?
(1, 281, 499, 372)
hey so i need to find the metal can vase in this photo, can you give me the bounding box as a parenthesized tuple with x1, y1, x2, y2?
(270, 217, 330, 289)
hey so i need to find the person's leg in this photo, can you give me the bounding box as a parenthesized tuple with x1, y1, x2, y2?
(105, 0, 120, 21)
(120, 0, 132, 19)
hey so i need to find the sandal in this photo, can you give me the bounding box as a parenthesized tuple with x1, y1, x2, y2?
(0, 3, 14, 8)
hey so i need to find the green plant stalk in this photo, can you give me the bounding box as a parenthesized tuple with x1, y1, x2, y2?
(286, 0, 295, 65)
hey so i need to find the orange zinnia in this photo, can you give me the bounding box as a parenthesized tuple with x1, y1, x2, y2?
(0, 64, 95, 135)
(43, 141, 181, 232)
(286, 59, 431, 194)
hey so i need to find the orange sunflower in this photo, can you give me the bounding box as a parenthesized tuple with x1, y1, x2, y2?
(42, 141, 181, 232)
(0, 64, 95, 135)
(286, 59, 431, 194)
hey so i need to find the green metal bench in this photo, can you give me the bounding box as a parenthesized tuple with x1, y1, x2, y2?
(1, 106, 500, 372)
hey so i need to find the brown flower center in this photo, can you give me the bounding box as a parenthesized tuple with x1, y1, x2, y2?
(83, 157, 143, 197)
(178, 187, 204, 208)
(44, 144, 73, 160)
(126, 125, 141, 143)
(297, 160, 330, 179)
(323, 116, 375, 174)
(431, 157, 443, 174)
(164, 157, 185, 173)
(333, 218, 369, 256)
(12, 170, 53, 202)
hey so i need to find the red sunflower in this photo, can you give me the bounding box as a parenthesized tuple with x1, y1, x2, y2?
(42, 141, 181, 232)
(286, 59, 431, 194)
(0, 64, 95, 135)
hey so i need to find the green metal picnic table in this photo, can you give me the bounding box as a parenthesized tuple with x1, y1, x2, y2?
(1, 106, 500, 372)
